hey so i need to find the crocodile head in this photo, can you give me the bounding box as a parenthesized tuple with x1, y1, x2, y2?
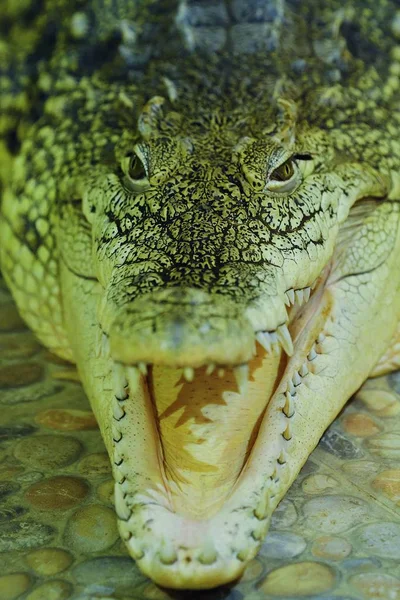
(60, 70, 400, 589)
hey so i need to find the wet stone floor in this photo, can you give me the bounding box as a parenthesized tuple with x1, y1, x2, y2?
(0, 274, 400, 600)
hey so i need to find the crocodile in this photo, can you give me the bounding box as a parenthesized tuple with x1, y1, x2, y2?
(1, 0, 400, 590)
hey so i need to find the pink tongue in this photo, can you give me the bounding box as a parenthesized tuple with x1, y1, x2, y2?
(150, 344, 283, 518)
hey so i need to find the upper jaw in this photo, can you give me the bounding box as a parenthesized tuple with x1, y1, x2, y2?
(105, 277, 319, 369)
(108, 287, 255, 367)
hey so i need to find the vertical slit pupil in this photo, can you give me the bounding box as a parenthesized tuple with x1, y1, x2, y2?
(272, 160, 294, 181)
(129, 155, 146, 179)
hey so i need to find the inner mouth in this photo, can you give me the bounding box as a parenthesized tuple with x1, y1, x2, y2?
(110, 271, 328, 519)
(147, 348, 285, 517)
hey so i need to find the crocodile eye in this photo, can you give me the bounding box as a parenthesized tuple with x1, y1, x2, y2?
(121, 149, 150, 193)
(270, 159, 294, 181)
(128, 155, 147, 180)
(265, 158, 300, 193)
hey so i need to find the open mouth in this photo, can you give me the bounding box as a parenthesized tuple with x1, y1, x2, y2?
(102, 267, 332, 586)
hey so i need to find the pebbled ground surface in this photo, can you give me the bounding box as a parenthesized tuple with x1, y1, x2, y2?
(0, 272, 400, 600)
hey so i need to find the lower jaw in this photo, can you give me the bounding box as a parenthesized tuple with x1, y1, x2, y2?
(108, 286, 333, 588)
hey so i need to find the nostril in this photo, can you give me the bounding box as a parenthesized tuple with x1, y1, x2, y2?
(170, 317, 185, 348)
(199, 322, 211, 334)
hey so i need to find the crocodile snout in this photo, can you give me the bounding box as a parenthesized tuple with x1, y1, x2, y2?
(108, 287, 255, 367)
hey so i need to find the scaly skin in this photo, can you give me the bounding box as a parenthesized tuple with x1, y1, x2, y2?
(1, 0, 400, 590)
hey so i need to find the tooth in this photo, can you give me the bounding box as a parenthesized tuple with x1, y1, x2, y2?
(295, 289, 304, 304)
(205, 363, 215, 375)
(183, 367, 194, 382)
(116, 473, 126, 486)
(112, 426, 123, 444)
(283, 391, 295, 417)
(138, 362, 147, 375)
(254, 492, 268, 520)
(218, 368, 225, 378)
(234, 364, 249, 395)
(308, 347, 317, 361)
(303, 287, 311, 302)
(113, 450, 123, 466)
(286, 288, 295, 306)
(102, 333, 110, 357)
(128, 537, 145, 560)
(270, 331, 279, 353)
(113, 363, 128, 400)
(113, 401, 125, 421)
(256, 332, 272, 353)
(251, 523, 265, 540)
(277, 324, 294, 356)
(317, 333, 326, 343)
(288, 379, 296, 395)
(283, 422, 292, 440)
(119, 522, 132, 541)
(198, 539, 218, 565)
(237, 547, 250, 562)
(159, 540, 178, 565)
(126, 366, 141, 393)
(299, 363, 309, 377)
(292, 371, 301, 386)
(278, 449, 287, 464)
(114, 482, 131, 521)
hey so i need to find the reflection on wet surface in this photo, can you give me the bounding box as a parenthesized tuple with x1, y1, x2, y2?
(0, 274, 399, 600)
